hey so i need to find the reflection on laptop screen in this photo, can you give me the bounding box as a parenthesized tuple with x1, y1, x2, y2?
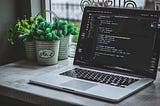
(74, 7, 160, 79)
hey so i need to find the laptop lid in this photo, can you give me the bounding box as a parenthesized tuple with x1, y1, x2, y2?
(74, 7, 160, 79)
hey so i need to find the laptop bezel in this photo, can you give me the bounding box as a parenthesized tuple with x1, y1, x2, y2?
(74, 6, 160, 79)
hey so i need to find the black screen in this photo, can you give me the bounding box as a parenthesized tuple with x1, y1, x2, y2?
(74, 7, 160, 79)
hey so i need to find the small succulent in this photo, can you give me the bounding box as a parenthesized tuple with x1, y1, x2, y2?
(34, 16, 62, 40)
(56, 20, 79, 37)
(34, 16, 80, 41)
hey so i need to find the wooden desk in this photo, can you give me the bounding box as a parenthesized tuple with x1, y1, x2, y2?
(0, 58, 160, 106)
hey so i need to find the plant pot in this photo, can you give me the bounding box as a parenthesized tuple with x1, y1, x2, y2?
(24, 41, 36, 60)
(58, 35, 70, 60)
(36, 40, 60, 65)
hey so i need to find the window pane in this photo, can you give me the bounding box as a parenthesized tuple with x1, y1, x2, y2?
(51, 0, 82, 21)
(51, 0, 154, 22)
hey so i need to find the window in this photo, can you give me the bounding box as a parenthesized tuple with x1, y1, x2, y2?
(46, 0, 153, 27)
(50, 0, 147, 21)
(51, 0, 82, 21)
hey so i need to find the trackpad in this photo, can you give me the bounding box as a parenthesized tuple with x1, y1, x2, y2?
(61, 80, 97, 91)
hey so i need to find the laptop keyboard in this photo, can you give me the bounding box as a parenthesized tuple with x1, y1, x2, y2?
(60, 68, 139, 88)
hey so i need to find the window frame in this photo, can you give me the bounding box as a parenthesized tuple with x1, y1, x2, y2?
(30, 0, 52, 21)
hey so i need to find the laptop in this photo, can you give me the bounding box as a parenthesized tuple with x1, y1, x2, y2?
(30, 7, 160, 102)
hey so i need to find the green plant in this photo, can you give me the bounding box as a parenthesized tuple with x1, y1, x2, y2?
(57, 20, 79, 37)
(34, 16, 80, 41)
(34, 16, 62, 41)
(8, 16, 37, 45)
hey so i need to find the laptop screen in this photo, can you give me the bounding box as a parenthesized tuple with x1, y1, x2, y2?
(74, 7, 160, 79)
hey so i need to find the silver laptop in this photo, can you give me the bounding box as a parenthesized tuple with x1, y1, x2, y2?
(30, 7, 160, 102)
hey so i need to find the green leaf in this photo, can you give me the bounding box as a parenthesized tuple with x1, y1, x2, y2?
(16, 21, 21, 28)
(71, 30, 79, 35)
(52, 30, 56, 36)
(37, 16, 45, 23)
(30, 17, 34, 23)
(62, 20, 68, 25)
(18, 34, 26, 39)
(74, 27, 80, 31)
(45, 21, 50, 28)
(47, 33, 52, 39)
(57, 30, 63, 36)
(54, 30, 58, 35)
(40, 22, 45, 28)
(62, 25, 67, 29)
(53, 35, 60, 40)
(45, 28, 51, 34)
(58, 20, 64, 26)
(68, 23, 74, 29)
(63, 29, 68, 36)
(50, 23, 54, 29)
(68, 28, 74, 33)
(52, 31, 60, 40)
(59, 34, 64, 38)
(37, 29, 43, 35)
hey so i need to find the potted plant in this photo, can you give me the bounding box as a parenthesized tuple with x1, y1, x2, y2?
(8, 16, 37, 60)
(56, 20, 79, 60)
(34, 16, 63, 65)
